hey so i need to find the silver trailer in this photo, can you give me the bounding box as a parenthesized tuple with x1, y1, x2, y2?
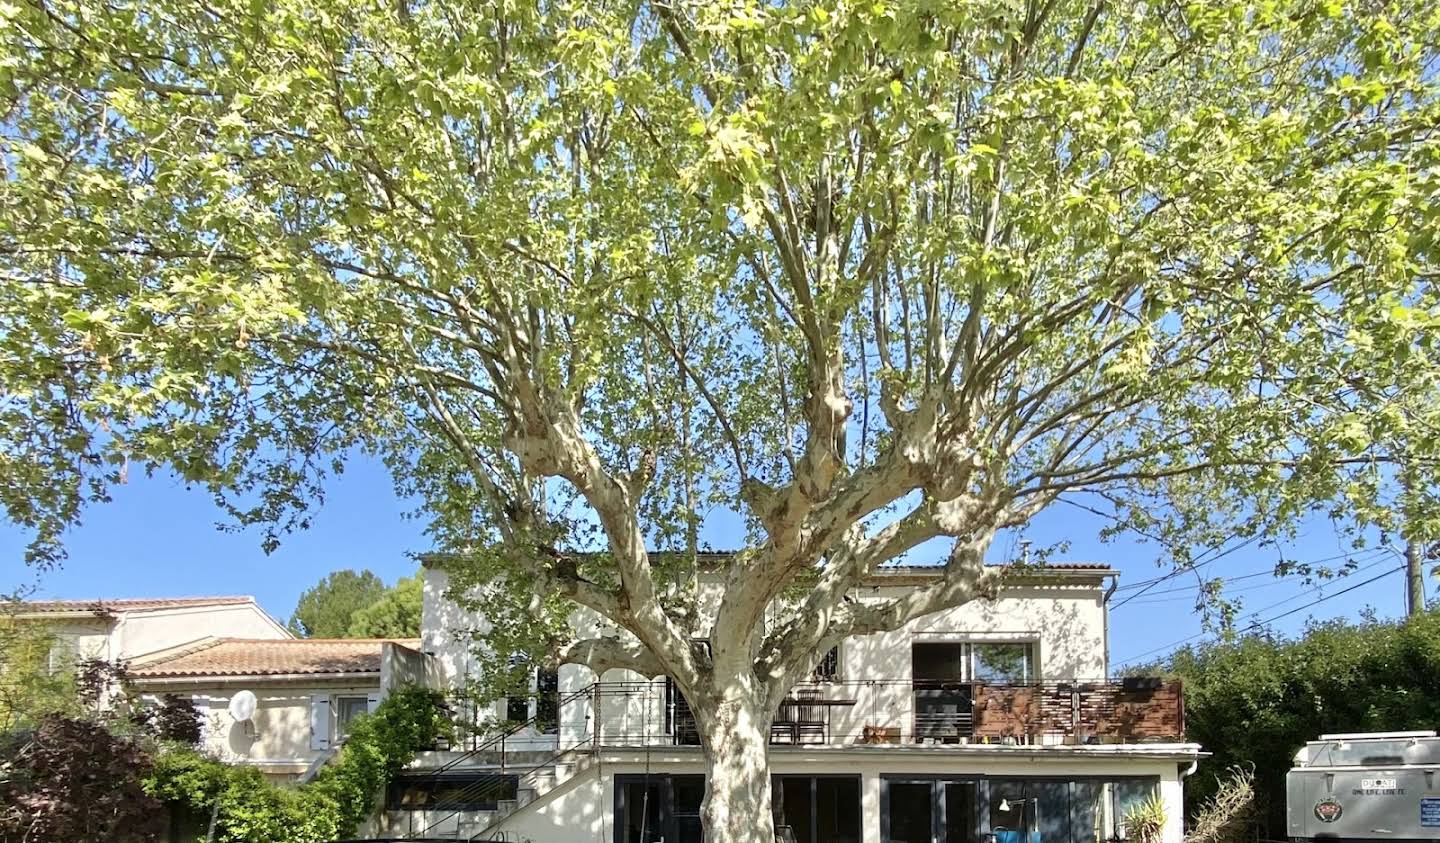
(1288, 731, 1440, 842)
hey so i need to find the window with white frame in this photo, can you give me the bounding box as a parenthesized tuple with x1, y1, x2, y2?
(912, 640, 1036, 683)
(334, 695, 370, 742)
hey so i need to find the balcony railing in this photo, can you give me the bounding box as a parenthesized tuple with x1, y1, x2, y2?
(562, 678, 1183, 749)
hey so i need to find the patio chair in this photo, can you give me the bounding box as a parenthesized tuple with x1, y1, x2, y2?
(793, 687, 828, 744)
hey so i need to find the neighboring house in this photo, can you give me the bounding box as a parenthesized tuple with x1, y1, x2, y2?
(380, 559, 1201, 843)
(12, 596, 291, 672)
(129, 637, 430, 781)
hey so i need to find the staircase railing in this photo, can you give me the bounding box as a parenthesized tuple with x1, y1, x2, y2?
(415, 727, 600, 838)
(395, 684, 599, 839)
(429, 684, 595, 778)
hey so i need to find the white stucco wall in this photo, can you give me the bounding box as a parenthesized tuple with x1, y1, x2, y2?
(41, 618, 115, 664)
(462, 750, 1188, 843)
(424, 567, 1108, 682)
(115, 602, 290, 660)
(139, 680, 381, 777)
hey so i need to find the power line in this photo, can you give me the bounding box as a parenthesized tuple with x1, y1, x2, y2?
(1117, 549, 1392, 605)
(1240, 567, 1405, 630)
(1111, 547, 1382, 608)
(1111, 535, 1267, 598)
(1114, 563, 1404, 666)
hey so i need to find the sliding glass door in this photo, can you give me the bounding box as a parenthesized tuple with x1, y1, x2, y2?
(616, 775, 704, 843)
(882, 776, 1158, 843)
(773, 775, 862, 843)
(882, 777, 978, 843)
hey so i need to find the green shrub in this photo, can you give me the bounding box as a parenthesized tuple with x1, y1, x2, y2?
(145, 685, 449, 843)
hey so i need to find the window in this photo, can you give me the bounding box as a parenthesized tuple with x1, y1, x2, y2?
(972, 643, 1033, 684)
(812, 646, 841, 682)
(334, 696, 369, 742)
(989, 780, 1069, 843)
(773, 776, 861, 843)
(536, 668, 559, 734)
(1072, 780, 1158, 843)
(912, 641, 1036, 683)
(880, 777, 1161, 843)
(503, 666, 560, 730)
(386, 773, 518, 811)
(46, 638, 79, 676)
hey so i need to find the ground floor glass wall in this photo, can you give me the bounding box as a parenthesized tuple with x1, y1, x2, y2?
(885, 776, 1159, 843)
(615, 773, 1157, 843)
(615, 774, 861, 843)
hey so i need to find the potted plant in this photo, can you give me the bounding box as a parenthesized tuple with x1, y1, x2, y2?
(1122, 794, 1167, 843)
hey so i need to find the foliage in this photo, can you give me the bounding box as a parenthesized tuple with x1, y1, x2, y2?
(288, 569, 387, 638)
(0, 714, 168, 843)
(1185, 766, 1256, 843)
(347, 574, 423, 638)
(1122, 793, 1167, 843)
(1156, 609, 1440, 835)
(145, 686, 449, 843)
(132, 693, 205, 746)
(3, 0, 1439, 837)
(0, 614, 78, 731)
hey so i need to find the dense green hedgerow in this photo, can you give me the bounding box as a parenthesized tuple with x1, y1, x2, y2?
(145, 686, 449, 843)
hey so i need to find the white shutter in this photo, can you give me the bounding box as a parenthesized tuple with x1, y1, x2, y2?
(191, 695, 211, 740)
(310, 695, 332, 750)
(366, 692, 381, 714)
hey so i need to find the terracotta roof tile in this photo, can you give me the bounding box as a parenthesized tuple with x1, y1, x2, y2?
(876, 562, 1116, 573)
(130, 638, 419, 679)
(18, 596, 257, 614)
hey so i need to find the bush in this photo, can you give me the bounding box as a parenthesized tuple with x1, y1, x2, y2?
(0, 715, 168, 843)
(1186, 766, 1256, 843)
(133, 693, 204, 746)
(146, 685, 449, 843)
(1158, 609, 1440, 835)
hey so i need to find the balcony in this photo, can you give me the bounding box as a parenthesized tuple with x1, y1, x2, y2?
(578, 678, 1184, 748)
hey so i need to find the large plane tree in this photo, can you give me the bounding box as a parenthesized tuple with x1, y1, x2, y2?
(2, 0, 1437, 838)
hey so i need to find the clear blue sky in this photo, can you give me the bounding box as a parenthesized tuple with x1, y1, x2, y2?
(1, 451, 1425, 666)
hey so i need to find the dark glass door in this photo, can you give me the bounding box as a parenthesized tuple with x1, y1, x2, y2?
(884, 778, 979, 843)
(888, 782, 935, 843)
(617, 775, 705, 843)
(620, 780, 667, 843)
(945, 782, 977, 843)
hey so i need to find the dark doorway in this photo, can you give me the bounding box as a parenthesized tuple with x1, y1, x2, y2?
(887, 781, 934, 843)
(616, 775, 704, 843)
(883, 777, 979, 843)
(772, 775, 861, 843)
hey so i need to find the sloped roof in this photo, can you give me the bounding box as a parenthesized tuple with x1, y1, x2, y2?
(423, 550, 1115, 575)
(129, 638, 419, 679)
(17, 596, 258, 615)
(879, 562, 1115, 572)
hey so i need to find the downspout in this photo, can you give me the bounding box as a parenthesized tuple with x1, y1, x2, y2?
(1102, 573, 1118, 677)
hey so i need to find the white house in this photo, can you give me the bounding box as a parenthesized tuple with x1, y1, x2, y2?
(129, 636, 433, 781)
(13, 595, 291, 670)
(378, 559, 1201, 843)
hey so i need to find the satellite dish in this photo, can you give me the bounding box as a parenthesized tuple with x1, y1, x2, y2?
(228, 690, 258, 722)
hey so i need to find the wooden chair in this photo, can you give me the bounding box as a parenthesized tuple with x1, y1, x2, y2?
(793, 687, 828, 744)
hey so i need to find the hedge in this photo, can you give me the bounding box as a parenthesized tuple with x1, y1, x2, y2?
(145, 686, 450, 842)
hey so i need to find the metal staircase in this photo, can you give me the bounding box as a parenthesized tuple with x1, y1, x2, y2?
(393, 685, 600, 840)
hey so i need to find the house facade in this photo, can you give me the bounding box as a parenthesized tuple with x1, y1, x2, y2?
(12, 596, 291, 670)
(379, 560, 1200, 843)
(129, 637, 432, 781)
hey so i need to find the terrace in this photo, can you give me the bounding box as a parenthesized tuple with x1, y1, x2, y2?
(576, 676, 1185, 749)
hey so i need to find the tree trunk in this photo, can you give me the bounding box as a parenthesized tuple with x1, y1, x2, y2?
(696, 693, 776, 843)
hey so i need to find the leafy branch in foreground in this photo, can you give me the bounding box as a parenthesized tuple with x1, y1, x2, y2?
(2, 0, 1437, 838)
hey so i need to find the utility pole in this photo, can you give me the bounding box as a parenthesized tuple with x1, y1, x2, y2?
(1405, 540, 1425, 617)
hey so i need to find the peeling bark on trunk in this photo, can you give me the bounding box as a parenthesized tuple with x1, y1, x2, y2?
(696, 694, 776, 843)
